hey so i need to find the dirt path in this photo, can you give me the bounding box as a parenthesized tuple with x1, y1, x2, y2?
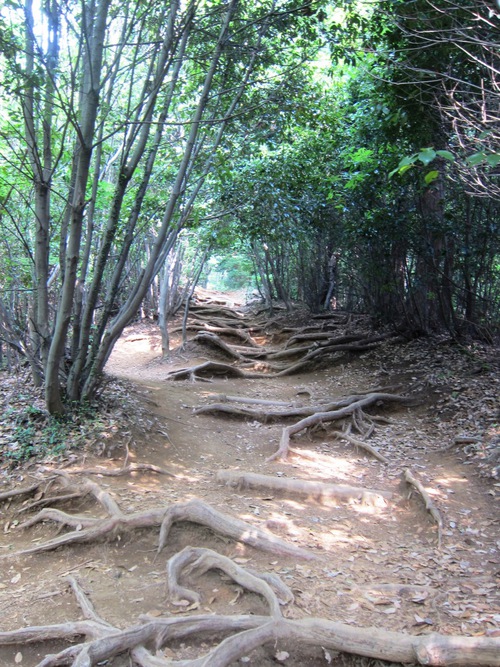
(0, 301, 499, 666)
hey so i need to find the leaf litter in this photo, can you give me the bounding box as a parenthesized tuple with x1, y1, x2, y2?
(0, 310, 498, 665)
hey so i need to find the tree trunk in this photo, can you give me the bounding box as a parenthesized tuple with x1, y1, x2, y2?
(45, 0, 111, 414)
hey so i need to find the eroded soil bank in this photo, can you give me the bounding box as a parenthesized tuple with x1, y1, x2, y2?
(0, 297, 499, 666)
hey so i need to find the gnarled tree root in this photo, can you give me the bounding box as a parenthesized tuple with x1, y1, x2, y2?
(284, 332, 378, 349)
(331, 430, 389, 463)
(173, 321, 259, 346)
(165, 338, 400, 381)
(158, 498, 315, 560)
(194, 391, 410, 423)
(1, 586, 498, 666)
(404, 469, 444, 548)
(166, 546, 292, 615)
(267, 393, 409, 461)
(192, 332, 245, 360)
(203, 393, 295, 408)
(165, 361, 263, 381)
(2, 492, 312, 562)
(270, 342, 383, 377)
(64, 462, 177, 478)
(216, 470, 392, 506)
(0, 481, 51, 502)
(182, 617, 500, 667)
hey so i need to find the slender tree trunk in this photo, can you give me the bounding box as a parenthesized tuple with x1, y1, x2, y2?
(323, 252, 340, 311)
(263, 243, 291, 310)
(80, 0, 239, 400)
(158, 258, 172, 357)
(251, 242, 273, 311)
(45, 0, 111, 414)
(66, 1, 188, 400)
(23, 0, 59, 369)
(181, 248, 209, 347)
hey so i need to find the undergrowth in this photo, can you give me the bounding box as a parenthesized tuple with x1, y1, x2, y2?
(0, 371, 118, 468)
(0, 367, 158, 470)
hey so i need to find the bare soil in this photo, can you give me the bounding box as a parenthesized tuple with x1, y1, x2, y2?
(0, 296, 499, 666)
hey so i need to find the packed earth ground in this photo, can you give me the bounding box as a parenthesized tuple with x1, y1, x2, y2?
(0, 292, 499, 666)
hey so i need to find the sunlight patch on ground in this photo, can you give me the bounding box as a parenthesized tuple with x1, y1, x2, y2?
(122, 471, 202, 495)
(289, 449, 357, 481)
(351, 502, 390, 516)
(122, 333, 160, 352)
(434, 474, 468, 488)
(324, 527, 374, 548)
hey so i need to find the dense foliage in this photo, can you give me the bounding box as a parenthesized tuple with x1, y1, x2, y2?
(215, 0, 500, 336)
(0, 0, 326, 413)
(0, 0, 499, 414)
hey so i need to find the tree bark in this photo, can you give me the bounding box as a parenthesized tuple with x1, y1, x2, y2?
(45, 0, 111, 414)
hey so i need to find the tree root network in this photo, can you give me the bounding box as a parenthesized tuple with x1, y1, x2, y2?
(2, 310, 494, 666)
(0, 562, 498, 667)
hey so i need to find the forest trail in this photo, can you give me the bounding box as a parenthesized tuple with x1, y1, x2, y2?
(0, 294, 499, 666)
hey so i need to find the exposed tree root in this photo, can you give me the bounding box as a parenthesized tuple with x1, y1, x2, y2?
(194, 391, 410, 423)
(165, 546, 292, 615)
(2, 487, 312, 561)
(203, 393, 295, 408)
(0, 611, 269, 666)
(216, 470, 392, 506)
(271, 336, 397, 376)
(52, 469, 123, 515)
(0, 480, 50, 502)
(267, 392, 409, 461)
(0, 572, 498, 666)
(331, 429, 389, 463)
(6, 511, 164, 558)
(158, 498, 315, 560)
(192, 332, 245, 360)
(166, 330, 399, 381)
(188, 617, 500, 667)
(284, 332, 375, 349)
(404, 469, 444, 548)
(2, 462, 175, 517)
(310, 311, 353, 323)
(194, 391, 405, 463)
(187, 308, 245, 326)
(173, 321, 259, 346)
(16, 491, 88, 514)
(165, 361, 263, 381)
(194, 401, 280, 419)
(264, 344, 317, 360)
(64, 462, 177, 477)
(227, 343, 270, 358)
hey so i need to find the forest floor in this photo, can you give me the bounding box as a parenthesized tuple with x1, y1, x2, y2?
(0, 292, 499, 667)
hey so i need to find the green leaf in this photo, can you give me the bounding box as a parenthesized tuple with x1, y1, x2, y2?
(467, 151, 485, 166)
(424, 170, 439, 185)
(351, 148, 373, 164)
(435, 150, 455, 162)
(398, 155, 416, 168)
(398, 164, 413, 176)
(417, 148, 436, 166)
(485, 153, 500, 168)
(389, 159, 415, 178)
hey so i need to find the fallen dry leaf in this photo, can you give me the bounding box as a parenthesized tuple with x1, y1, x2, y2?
(275, 650, 289, 661)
